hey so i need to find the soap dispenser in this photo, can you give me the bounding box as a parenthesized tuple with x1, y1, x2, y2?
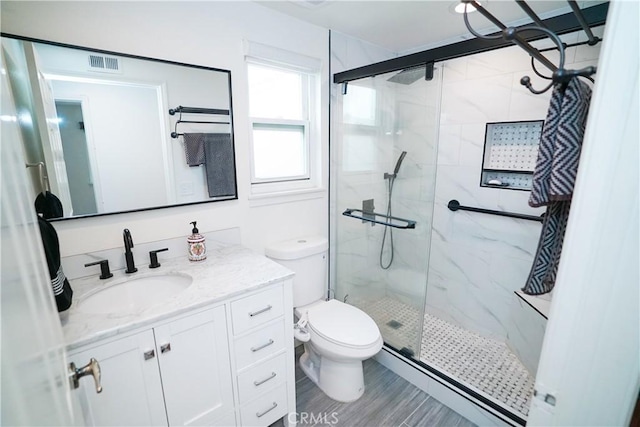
(187, 221, 207, 262)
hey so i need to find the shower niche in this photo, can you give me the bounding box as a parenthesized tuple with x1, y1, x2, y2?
(480, 120, 544, 191)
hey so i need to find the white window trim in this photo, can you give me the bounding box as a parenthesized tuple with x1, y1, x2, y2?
(246, 54, 321, 197)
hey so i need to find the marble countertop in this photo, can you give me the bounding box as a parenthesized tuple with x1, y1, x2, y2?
(62, 245, 294, 351)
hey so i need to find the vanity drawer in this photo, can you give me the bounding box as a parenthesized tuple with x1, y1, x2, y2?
(239, 383, 288, 427)
(237, 352, 287, 404)
(231, 286, 284, 335)
(234, 319, 285, 370)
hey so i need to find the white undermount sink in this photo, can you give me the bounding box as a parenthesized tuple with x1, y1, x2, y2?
(77, 272, 193, 314)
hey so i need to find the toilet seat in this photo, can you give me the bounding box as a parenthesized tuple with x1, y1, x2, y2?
(307, 300, 380, 349)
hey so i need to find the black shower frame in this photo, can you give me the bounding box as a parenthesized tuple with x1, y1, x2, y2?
(333, 2, 608, 84)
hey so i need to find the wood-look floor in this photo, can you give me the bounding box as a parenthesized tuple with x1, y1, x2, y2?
(272, 346, 477, 427)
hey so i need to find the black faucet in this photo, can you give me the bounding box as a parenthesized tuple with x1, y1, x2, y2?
(123, 229, 137, 274)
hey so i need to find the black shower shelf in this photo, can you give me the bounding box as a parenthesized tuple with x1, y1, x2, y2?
(342, 208, 416, 229)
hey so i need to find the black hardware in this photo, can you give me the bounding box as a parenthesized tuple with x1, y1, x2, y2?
(332, 3, 607, 85)
(425, 62, 434, 81)
(123, 229, 137, 274)
(447, 200, 543, 222)
(149, 248, 169, 269)
(169, 106, 231, 139)
(84, 259, 113, 280)
(462, 0, 601, 94)
(169, 106, 229, 116)
(343, 208, 416, 229)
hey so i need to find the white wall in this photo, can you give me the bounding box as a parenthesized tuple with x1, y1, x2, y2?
(1, 1, 330, 256)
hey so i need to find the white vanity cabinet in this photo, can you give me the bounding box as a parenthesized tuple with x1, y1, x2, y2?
(69, 305, 235, 426)
(67, 278, 296, 427)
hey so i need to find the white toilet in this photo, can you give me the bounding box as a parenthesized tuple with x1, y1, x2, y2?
(265, 236, 383, 403)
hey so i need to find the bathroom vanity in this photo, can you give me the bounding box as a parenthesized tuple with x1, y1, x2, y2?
(64, 246, 296, 426)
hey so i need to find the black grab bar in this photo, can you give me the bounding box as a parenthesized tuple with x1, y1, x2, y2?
(447, 200, 543, 222)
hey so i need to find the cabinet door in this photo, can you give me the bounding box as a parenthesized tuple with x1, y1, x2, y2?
(154, 306, 235, 426)
(69, 330, 167, 426)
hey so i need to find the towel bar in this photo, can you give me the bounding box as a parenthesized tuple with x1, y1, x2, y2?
(342, 208, 416, 229)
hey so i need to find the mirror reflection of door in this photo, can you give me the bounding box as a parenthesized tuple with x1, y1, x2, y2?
(55, 100, 98, 215)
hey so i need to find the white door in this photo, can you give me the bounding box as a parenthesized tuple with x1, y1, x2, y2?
(0, 47, 84, 425)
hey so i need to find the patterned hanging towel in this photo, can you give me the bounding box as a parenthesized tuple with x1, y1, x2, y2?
(523, 78, 592, 295)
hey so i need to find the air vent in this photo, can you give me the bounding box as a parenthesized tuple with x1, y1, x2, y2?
(88, 54, 121, 73)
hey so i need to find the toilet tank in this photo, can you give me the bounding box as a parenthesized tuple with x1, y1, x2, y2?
(265, 236, 328, 307)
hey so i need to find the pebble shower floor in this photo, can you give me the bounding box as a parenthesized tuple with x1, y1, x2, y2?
(354, 297, 535, 418)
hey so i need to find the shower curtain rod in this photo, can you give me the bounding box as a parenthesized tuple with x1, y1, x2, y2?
(448, 200, 543, 223)
(333, 2, 607, 85)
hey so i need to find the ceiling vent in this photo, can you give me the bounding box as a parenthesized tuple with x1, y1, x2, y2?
(88, 54, 121, 73)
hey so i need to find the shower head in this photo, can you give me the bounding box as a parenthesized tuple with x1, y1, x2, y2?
(387, 62, 435, 84)
(393, 151, 407, 175)
(387, 66, 425, 85)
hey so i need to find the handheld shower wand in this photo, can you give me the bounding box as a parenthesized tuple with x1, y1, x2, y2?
(380, 151, 407, 269)
(384, 151, 407, 180)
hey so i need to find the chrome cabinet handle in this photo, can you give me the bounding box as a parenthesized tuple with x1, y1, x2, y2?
(144, 350, 155, 360)
(69, 358, 102, 394)
(160, 343, 171, 354)
(250, 339, 274, 352)
(249, 305, 272, 317)
(253, 371, 277, 386)
(256, 402, 278, 418)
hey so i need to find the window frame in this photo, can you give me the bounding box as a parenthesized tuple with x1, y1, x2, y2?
(246, 58, 320, 195)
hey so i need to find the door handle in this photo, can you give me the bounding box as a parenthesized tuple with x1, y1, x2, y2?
(160, 343, 171, 354)
(69, 358, 102, 393)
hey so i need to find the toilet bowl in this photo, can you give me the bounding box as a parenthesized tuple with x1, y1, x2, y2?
(296, 299, 383, 402)
(265, 237, 383, 402)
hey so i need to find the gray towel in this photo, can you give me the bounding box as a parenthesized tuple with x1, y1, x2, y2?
(183, 133, 205, 166)
(523, 78, 592, 295)
(202, 133, 236, 198)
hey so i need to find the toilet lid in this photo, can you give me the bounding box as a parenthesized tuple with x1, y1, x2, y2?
(307, 300, 380, 348)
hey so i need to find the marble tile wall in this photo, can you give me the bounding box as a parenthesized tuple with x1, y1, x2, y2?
(428, 27, 603, 374)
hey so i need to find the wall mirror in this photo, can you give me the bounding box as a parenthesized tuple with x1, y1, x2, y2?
(2, 34, 237, 221)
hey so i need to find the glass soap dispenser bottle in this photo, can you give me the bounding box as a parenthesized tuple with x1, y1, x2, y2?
(187, 221, 207, 262)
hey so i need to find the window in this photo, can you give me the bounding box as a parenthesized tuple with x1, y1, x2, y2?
(247, 59, 319, 194)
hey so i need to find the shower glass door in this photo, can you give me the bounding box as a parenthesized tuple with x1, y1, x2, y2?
(333, 66, 443, 357)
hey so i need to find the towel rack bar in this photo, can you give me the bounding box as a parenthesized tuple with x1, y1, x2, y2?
(567, 0, 599, 45)
(169, 106, 230, 116)
(342, 208, 416, 229)
(447, 200, 543, 222)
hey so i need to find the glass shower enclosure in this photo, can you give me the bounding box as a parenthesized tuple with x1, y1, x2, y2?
(332, 65, 442, 357)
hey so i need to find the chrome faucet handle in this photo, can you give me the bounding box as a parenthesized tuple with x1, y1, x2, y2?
(84, 259, 113, 280)
(149, 248, 169, 268)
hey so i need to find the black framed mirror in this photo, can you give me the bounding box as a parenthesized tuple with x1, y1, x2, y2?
(2, 33, 237, 221)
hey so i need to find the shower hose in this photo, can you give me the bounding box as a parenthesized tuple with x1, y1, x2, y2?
(379, 175, 396, 269)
